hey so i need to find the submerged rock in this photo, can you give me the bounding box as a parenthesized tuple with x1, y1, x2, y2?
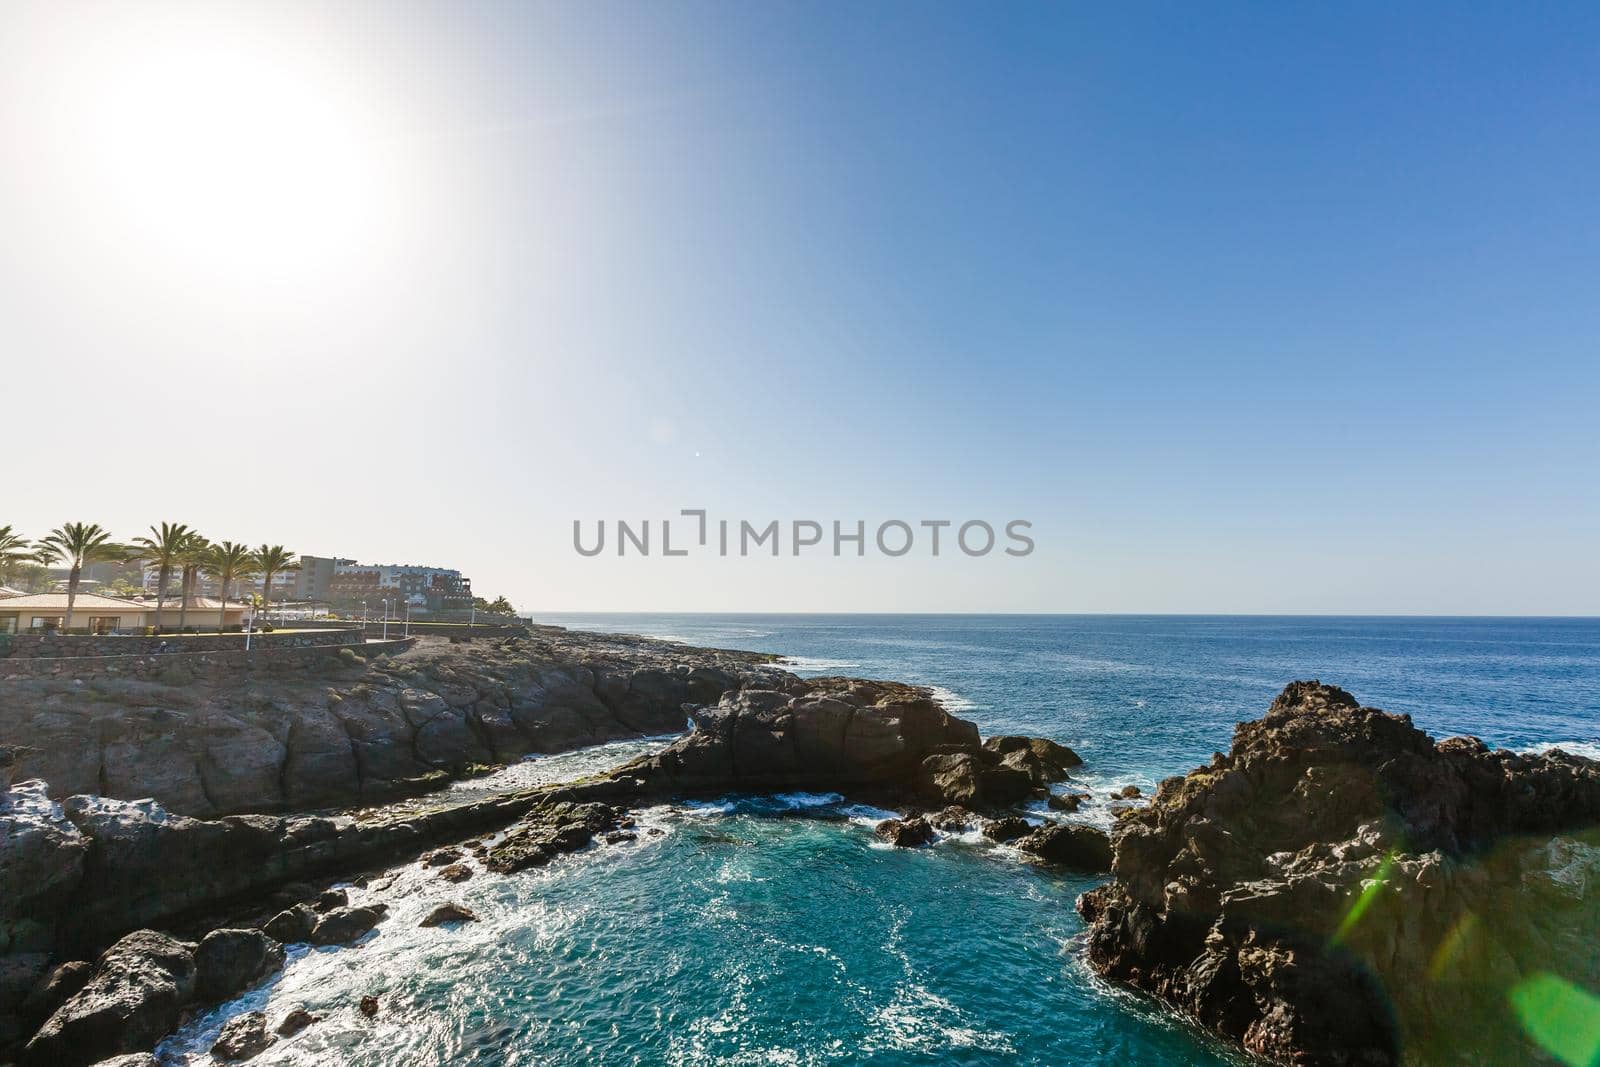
(1077, 681, 1600, 1066)
(210, 1011, 273, 1061)
(275, 1007, 318, 1037)
(437, 862, 474, 883)
(308, 906, 385, 946)
(420, 903, 479, 927)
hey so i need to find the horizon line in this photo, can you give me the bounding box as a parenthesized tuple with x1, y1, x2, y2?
(523, 610, 1600, 620)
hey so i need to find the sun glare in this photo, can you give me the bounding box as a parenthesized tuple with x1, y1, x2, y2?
(79, 27, 395, 281)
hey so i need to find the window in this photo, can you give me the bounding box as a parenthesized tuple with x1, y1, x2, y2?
(0, 616, 16, 634)
(30, 616, 63, 631)
(90, 616, 121, 635)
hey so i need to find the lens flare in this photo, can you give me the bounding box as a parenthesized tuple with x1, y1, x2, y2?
(1509, 973, 1600, 1067)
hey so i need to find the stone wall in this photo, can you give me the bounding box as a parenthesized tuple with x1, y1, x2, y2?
(274, 619, 529, 639)
(0, 636, 415, 679)
(0, 627, 359, 660)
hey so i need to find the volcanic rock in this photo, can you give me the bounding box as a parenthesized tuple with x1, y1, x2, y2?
(308, 906, 384, 946)
(419, 903, 479, 927)
(484, 802, 618, 874)
(275, 1007, 318, 1037)
(1017, 823, 1112, 870)
(1076, 681, 1600, 1066)
(982, 816, 1033, 843)
(210, 1011, 273, 1061)
(194, 929, 285, 1003)
(874, 817, 936, 848)
(928, 806, 979, 832)
(437, 863, 473, 883)
(262, 904, 317, 944)
(313, 888, 348, 912)
(23, 930, 196, 1067)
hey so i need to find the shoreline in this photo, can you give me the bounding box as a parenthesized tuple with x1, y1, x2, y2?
(3, 627, 1597, 1066)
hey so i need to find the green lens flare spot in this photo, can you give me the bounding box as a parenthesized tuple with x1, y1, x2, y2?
(1509, 972, 1600, 1067)
(1332, 851, 1396, 947)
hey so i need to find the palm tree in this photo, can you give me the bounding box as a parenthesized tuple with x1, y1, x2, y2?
(130, 522, 192, 633)
(175, 532, 211, 631)
(253, 545, 298, 626)
(36, 523, 126, 632)
(203, 541, 258, 633)
(0, 525, 40, 586)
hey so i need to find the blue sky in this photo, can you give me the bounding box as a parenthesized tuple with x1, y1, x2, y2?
(3, 2, 1597, 611)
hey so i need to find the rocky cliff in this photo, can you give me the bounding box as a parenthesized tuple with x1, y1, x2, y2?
(0, 629, 789, 816)
(1077, 682, 1600, 1066)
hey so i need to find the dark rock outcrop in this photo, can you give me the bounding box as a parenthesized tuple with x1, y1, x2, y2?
(0, 780, 88, 955)
(210, 1010, 273, 1061)
(308, 906, 384, 946)
(18, 959, 92, 1027)
(194, 929, 284, 1002)
(275, 1006, 318, 1037)
(983, 735, 1082, 778)
(1077, 681, 1600, 1066)
(484, 802, 619, 874)
(420, 903, 479, 927)
(24, 930, 196, 1067)
(874, 817, 936, 848)
(612, 678, 1075, 811)
(1017, 822, 1111, 870)
(982, 816, 1033, 843)
(262, 905, 317, 945)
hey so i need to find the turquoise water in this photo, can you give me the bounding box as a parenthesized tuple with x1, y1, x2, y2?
(159, 615, 1600, 1065)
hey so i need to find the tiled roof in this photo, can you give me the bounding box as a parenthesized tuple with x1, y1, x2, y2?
(0, 592, 150, 611)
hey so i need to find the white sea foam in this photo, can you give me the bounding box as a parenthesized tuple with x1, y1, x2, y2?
(679, 799, 739, 817)
(770, 791, 845, 809)
(926, 685, 984, 713)
(841, 803, 901, 825)
(1523, 740, 1600, 762)
(779, 655, 861, 672)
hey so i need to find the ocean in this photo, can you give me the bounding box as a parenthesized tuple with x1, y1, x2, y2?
(158, 615, 1600, 1065)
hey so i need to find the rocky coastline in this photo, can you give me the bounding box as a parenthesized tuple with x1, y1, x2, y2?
(1078, 681, 1600, 1066)
(3, 629, 1596, 1066)
(1, 629, 1097, 1065)
(0, 627, 790, 816)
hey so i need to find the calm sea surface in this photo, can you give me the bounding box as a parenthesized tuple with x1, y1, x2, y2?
(160, 615, 1600, 1066)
